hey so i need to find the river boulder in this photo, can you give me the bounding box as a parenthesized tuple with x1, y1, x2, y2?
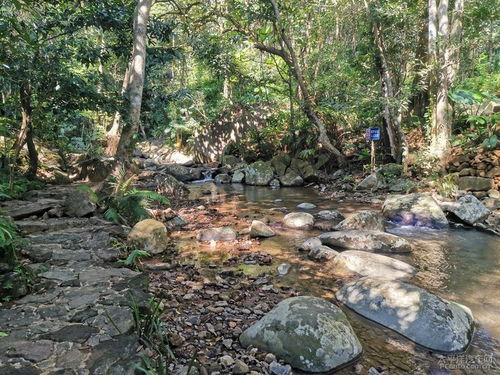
(297, 237, 322, 251)
(336, 278, 474, 353)
(283, 212, 314, 230)
(128, 219, 169, 254)
(279, 170, 304, 186)
(382, 193, 448, 229)
(164, 164, 203, 182)
(319, 230, 412, 253)
(335, 210, 385, 231)
(214, 173, 231, 184)
(271, 154, 291, 177)
(308, 246, 339, 262)
(458, 176, 493, 192)
(250, 220, 276, 238)
(330, 250, 416, 280)
(356, 174, 378, 190)
(245, 161, 275, 186)
(441, 195, 490, 225)
(316, 210, 345, 222)
(231, 170, 245, 183)
(197, 227, 237, 242)
(239, 296, 362, 372)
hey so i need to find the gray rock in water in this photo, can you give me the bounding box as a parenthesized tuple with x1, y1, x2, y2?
(64, 189, 96, 218)
(283, 212, 314, 230)
(316, 210, 345, 222)
(197, 227, 237, 242)
(239, 296, 362, 372)
(441, 195, 490, 225)
(297, 202, 316, 210)
(308, 246, 339, 262)
(335, 210, 385, 231)
(297, 237, 322, 251)
(336, 278, 474, 352)
(232, 170, 245, 183)
(330, 250, 416, 280)
(319, 230, 412, 253)
(245, 161, 275, 186)
(215, 173, 231, 184)
(382, 193, 448, 229)
(158, 174, 190, 198)
(250, 220, 276, 238)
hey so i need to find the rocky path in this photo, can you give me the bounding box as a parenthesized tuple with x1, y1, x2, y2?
(0, 187, 150, 375)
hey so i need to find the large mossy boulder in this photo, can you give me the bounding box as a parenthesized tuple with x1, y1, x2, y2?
(164, 164, 203, 182)
(382, 193, 448, 229)
(335, 210, 385, 231)
(330, 250, 416, 280)
(336, 278, 474, 352)
(279, 170, 304, 186)
(319, 230, 412, 253)
(128, 219, 169, 255)
(271, 154, 292, 177)
(290, 159, 318, 182)
(239, 296, 362, 373)
(245, 161, 275, 186)
(283, 212, 314, 230)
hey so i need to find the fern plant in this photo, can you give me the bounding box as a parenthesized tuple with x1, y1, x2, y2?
(0, 215, 23, 266)
(79, 168, 170, 226)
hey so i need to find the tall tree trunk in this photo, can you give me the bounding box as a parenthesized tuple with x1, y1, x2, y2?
(258, 0, 346, 166)
(428, 0, 463, 165)
(115, 0, 153, 161)
(15, 80, 38, 178)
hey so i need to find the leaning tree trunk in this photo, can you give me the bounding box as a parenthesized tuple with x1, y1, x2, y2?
(115, 0, 153, 161)
(365, 0, 407, 165)
(262, 0, 346, 166)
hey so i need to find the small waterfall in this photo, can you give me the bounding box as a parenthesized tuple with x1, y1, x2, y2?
(192, 170, 214, 183)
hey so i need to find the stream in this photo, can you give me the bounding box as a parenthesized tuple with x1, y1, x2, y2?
(175, 182, 499, 374)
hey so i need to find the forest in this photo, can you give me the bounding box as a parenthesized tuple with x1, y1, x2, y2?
(0, 0, 499, 374)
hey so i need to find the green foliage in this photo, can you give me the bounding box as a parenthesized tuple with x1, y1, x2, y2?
(89, 170, 170, 226)
(119, 250, 151, 267)
(0, 215, 23, 266)
(0, 171, 44, 201)
(428, 173, 459, 198)
(130, 296, 175, 374)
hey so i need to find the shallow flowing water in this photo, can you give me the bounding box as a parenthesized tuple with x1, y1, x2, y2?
(177, 183, 499, 374)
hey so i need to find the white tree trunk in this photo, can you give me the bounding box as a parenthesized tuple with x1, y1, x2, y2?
(116, 0, 153, 160)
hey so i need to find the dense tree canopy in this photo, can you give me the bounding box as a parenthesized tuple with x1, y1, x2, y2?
(0, 0, 498, 176)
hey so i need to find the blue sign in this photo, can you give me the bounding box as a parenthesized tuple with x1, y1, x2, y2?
(365, 127, 380, 141)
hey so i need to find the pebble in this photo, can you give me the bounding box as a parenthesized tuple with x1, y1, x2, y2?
(232, 359, 250, 374)
(222, 338, 233, 349)
(264, 353, 276, 364)
(220, 355, 235, 367)
(269, 361, 292, 375)
(276, 263, 291, 276)
(297, 202, 316, 210)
